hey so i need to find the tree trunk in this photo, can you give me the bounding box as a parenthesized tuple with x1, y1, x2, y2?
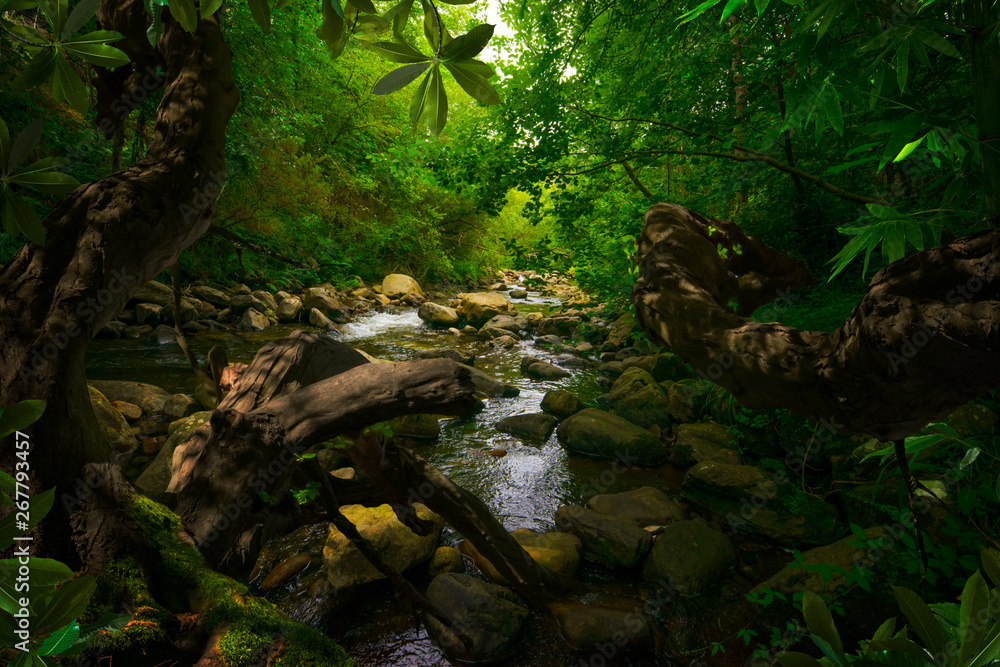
(0, 0, 238, 561)
(632, 203, 1000, 442)
(969, 0, 1000, 220)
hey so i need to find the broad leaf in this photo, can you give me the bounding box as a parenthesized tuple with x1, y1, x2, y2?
(719, 0, 746, 22)
(439, 23, 493, 61)
(62, 0, 100, 38)
(11, 49, 58, 95)
(167, 0, 197, 33)
(200, 0, 223, 18)
(754, 0, 770, 15)
(802, 590, 844, 656)
(0, 487, 55, 550)
(409, 69, 431, 126)
(62, 43, 131, 68)
(426, 64, 447, 135)
(457, 58, 494, 78)
(63, 29, 126, 44)
(383, 0, 413, 38)
(0, 116, 10, 169)
(348, 0, 376, 12)
(959, 571, 992, 664)
(777, 652, 825, 667)
(969, 623, 1000, 667)
(982, 549, 1000, 588)
(248, 0, 270, 29)
(892, 585, 945, 660)
(0, 558, 73, 587)
(372, 62, 430, 95)
(37, 620, 80, 655)
(7, 118, 44, 173)
(39, 0, 68, 36)
(2, 190, 46, 245)
(317, 0, 345, 53)
(51, 55, 89, 112)
(370, 41, 429, 63)
(444, 62, 499, 104)
(31, 576, 95, 639)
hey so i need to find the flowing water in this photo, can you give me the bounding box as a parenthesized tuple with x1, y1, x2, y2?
(85, 292, 759, 667)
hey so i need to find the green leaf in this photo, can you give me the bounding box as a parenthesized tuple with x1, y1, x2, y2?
(37, 620, 80, 655)
(63, 29, 125, 44)
(144, 0, 162, 45)
(62, 0, 100, 38)
(11, 48, 58, 95)
(0, 116, 10, 169)
(444, 62, 500, 104)
(892, 585, 945, 660)
(969, 623, 1000, 667)
(678, 0, 722, 25)
(0, 558, 73, 587)
(39, 0, 69, 37)
(370, 41, 430, 63)
(372, 62, 430, 95)
(825, 92, 843, 137)
(426, 65, 447, 135)
(896, 40, 908, 93)
(167, 0, 197, 32)
(0, 487, 55, 550)
(920, 29, 960, 58)
(409, 69, 431, 126)
(383, 0, 413, 38)
(76, 612, 129, 643)
(981, 549, 1000, 590)
(200, 0, 222, 17)
(62, 43, 131, 68)
(864, 637, 936, 664)
(51, 55, 89, 113)
(439, 23, 493, 61)
(958, 571, 991, 664)
(2, 190, 46, 245)
(247, 0, 270, 29)
(802, 590, 844, 656)
(31, 575, 95, 639)
(7, 119, 44, 173)
(348, 0, 376, 12)
(457, 58, 494, 78)
(870, 617, 898, 646)
(754, 0, 770, 15)
(420, 0, 448, 53)
(719, 0, 745, 22)
(317, 0, 345, 54)
(894, 134, 926, 162)
(777, 652, 825, 667)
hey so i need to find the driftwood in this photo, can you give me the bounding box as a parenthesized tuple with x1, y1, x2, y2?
(632, 203, 1000, 442)
(168, 331, 577, 603)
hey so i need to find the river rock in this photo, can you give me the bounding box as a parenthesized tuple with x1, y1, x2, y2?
(323, 503, 443, 593)
(483, 314, 529, 334)
(540, 390, 584, 420)
(598, 360, 624, 377)
(586, 486, 687, 527)
(148, 324, 177, 345)
(428, 546, 464, 577)
(493, 334, 518, 348)
(537, 317, 580, 338)
(642, 518, 736, 596)
(525, 361, 571, 380)
(456, 292, 517, 328)
(191, 285, 231, 307)
(305, 294, 347, 322)
(554, 505, 652, 567)
(666, 379, 715, 423)
(135, 303, 163, 326)
(240, 307, 270, 331)
(392, 414, 440, 440)
(671, 422, 741, 468)
(462, 364, 519, 398)
(509, 288, 528, 299)
(606, 312, 638, 348)
(276, 297, 303, 322)
(416, 349, 475, 366)
(418, 302, 460, 327)
(557, 408, 667, 467)
(162, 394, 199, 420)
(88, 386, 136, 453)
(135, 411, 212, 502)
(230, 294, 269, 314)
(96, 321, 127, 338)
(89, 380, 170, 415)
(944, 400, 999, 438)
(260, 553, 311, 591)
(163, 296, 206, 323)
(381, 274, 423, 299)
(607, 367, 672, 431)
(112, 401, 142, 422)
(309, 307, 337, 331)
(622, 352, 689, 383)
(425, 573, 529, 662)
(495, 413, 557, 443)
(130, 280, 174, 306)
(459, 529, 582, 583)
(682, 461, 840, 545)
(251, 290, 278, 311)
(550, 599, 655, 652)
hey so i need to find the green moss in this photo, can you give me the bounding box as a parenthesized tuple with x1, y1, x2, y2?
(130, 496, 353, 666)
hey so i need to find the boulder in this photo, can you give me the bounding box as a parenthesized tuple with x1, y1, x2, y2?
(682, 462, 840, 546)
(323, 503, 442, 593)
(425, 573, 529, 662)
(537, 317, 580, 338)
(162, 297, 203, 323)
(229, 294, 269, 315)
(666, 379, 715, 423)
(381, 274, 423, 299)
(671, 422, 741, 468)
(135, 303, 163, 326)
(945, 401, 999, 438)
(622, 352, 689, 383)
(509, 288, 528, 299)
(305, 293, 347, 322)
(540, 390, 584, 420)
(162, 394, 199, 421)
(251, 290, 278, 311)
(483, 314, 529, 334)
(606, 311, 638, 348)
(456, 292, 517, 328)
(462, 364, 519, 398)
(135, 411, 213, 502)
(88, 386, 136, 453)
(148, 324, 177, 345)
(459, 529, 582, 583)
(495, 413, 557, 443)
(112, 401, 142, 422)
(391, 414, 440, 440)
(525, 361, 571, 380)
(191, 285, 231, 307)
(96, 321, 127, 339)
(493, 334, 518, 348)
(418, 302, 460, 328)
(130, 280, 174, 306)
(550, 599, 655, 652)
(557, 408, 667, 467)
(240, 308, 270, 331)
(89, 380, 170, 415)
(309, 308, 337, 331)
(642, 518, 736, 596)
(428, 546, 464, 577)
(415, 349, 475, 366)
(276, 297, 303, 322)
(586, 486, 687, 527)
(535, 334, 562, 347)
(607, 367, 672, 430)
(260, 553, 311, 592)
(598, 360, 624, 377)
(554, 505, 652, 568)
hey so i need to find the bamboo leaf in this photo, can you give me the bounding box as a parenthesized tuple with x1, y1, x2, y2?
(892, 585, 945, 660)
(920, 29, 960, 58)
(896, 40, 908, 93)
(825, 91, 843, 136)
(444, 62, 500, 104)
(370, 40, 430, 63)
(678, 0, 721, 25)
(720, 0, 746, 22)
(894, 133, 926, 162)
(372, 62, 430, 95)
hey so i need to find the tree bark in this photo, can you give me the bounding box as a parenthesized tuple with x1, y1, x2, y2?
(632, 203, 1000, 441)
